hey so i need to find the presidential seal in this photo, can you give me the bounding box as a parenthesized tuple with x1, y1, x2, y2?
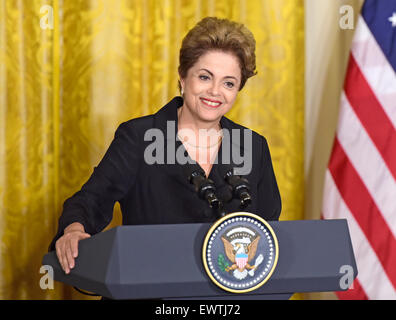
(202, 212, 279, 293)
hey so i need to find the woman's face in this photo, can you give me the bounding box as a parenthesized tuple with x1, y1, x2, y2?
(179, 50, 241, 124)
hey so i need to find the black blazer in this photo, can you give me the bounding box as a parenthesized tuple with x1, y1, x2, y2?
(49, 97, 281, 250)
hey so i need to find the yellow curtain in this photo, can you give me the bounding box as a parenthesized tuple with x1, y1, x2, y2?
(0, 0, 304, 299)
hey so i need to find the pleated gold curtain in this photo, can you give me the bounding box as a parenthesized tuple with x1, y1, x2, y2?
(0, 0, 304, 299)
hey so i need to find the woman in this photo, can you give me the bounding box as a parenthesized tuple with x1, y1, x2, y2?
(51, 17, 281, 275)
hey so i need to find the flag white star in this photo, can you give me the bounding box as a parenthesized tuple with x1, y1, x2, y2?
(389, 12, 396, 27)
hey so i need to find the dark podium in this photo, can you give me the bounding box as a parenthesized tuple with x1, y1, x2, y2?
(42, 219, 357, 300)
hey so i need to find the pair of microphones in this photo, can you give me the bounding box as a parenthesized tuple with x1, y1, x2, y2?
(184, 164, 251, 218)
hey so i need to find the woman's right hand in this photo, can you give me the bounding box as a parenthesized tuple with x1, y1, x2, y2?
(55, 222, 91, 274)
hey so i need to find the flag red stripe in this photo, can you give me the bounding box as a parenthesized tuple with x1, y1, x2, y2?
(329, 138, 396, 290)
(344, 54, 396, 181)
(336, 278, 368, 300)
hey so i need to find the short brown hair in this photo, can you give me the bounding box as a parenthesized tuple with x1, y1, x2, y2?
(178, 17, 257, 91)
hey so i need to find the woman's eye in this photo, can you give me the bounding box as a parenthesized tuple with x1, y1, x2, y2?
(199, 75, 210, 81)
(225, 82, 235, 88)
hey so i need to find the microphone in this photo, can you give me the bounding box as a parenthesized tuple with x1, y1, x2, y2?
(220, 166, 252, 209)
(183, 165, 226, 217)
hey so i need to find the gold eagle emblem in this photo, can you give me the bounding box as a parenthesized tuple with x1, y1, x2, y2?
(221, 235, 261, 273)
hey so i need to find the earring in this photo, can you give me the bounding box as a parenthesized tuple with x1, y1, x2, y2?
(181, 87, 184, 97)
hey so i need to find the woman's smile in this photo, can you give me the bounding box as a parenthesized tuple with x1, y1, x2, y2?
(200, 97, 223, 108)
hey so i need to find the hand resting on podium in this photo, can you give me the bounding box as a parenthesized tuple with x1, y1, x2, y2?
(55, 222, 91, 274)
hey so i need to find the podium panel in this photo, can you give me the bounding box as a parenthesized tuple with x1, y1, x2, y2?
(42, 219, 357, 299)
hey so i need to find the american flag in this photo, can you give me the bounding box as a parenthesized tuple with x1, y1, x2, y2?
(322, 0, 396, 299)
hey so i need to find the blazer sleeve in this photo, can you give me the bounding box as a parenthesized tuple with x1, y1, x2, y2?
(48, 122, 140, 251)
(257, 137, 282, 221)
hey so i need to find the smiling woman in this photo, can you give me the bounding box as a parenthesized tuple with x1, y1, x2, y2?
(179, 51, 240, 124)
(177, 51, 242, 172)
(50, 17, 282, 282)
(177, 17, 258, 175)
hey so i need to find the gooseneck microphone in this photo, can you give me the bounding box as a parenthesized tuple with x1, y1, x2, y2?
(221, 166, 252, 209)
(183, 165, 226, 218)
(189, 169, 220, 209)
